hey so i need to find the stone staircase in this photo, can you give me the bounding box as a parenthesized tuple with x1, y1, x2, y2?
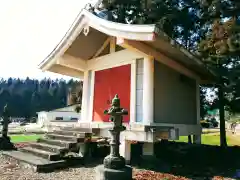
(2, 127, 98, 172)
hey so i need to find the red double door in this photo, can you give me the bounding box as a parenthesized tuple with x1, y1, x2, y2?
(92, 64, 131, 123)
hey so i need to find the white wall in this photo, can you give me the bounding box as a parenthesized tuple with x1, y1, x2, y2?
(37, 111, 81, 126)
(48, 111, 81, 121)
(37, 111, 48, 127)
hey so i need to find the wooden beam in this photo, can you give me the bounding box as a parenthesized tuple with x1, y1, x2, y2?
(49, 64, 84, 78)
(116, 37, 151, 58)
(88, 49, 142, 71)
(92, 37, 111, 58)
(117, 38, 200, 80)
(56, 54, 87, 71)
(110, 37, 116, 53)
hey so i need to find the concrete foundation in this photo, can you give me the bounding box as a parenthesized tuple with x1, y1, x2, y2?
(119, 140, 131, 164)
(193, 134, 201, 144)
(96, 165, 132, 180)
(142, 142, 154, 156)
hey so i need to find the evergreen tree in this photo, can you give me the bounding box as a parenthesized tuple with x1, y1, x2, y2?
(0, 78, 82, 119)
(198, 17, 240, 147)
(96, 0, 240, 147)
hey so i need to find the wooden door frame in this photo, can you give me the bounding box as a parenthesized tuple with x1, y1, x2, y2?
(89, 61, 137, 126)
(92, 65, 131, 122)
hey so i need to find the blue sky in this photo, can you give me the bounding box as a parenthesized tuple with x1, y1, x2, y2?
(0, 0, 95, 80)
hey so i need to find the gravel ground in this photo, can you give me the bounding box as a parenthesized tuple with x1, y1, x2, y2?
(0, 154, 97, 180)
(1, 153, 237, 180)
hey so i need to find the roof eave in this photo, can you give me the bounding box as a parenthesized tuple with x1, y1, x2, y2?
(155, 29, 217, 80)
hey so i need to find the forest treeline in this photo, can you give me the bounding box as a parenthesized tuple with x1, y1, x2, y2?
(0, 77, 219, 121)
(0, 77, 82, 118)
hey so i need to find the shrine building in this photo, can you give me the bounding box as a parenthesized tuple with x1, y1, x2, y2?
(39, 6, 215, 162)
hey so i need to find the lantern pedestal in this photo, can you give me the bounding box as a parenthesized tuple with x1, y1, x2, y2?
(96, 128, 133, 180)
(0, 136, 16, 150)
(0, 104, 15, 150)
(96, 164, 132, 180)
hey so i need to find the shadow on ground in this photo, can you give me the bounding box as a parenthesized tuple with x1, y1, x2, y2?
(35, 141, 240, 179)
(131, 141, 240, 179)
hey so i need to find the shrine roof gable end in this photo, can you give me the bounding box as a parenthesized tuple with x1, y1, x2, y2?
(38, 9, 215, 82)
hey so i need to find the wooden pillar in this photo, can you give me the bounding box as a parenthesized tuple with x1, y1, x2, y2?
(142, 57, 154, 125)
(80, 71, 91, 122)
(130, 61, 137, 124)
(194, 81, 201, 144)
(196, 81, 201, 125)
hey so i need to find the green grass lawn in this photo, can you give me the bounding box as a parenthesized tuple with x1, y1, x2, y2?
(174, 133, 240, 146)
(10, 134, 43, 143)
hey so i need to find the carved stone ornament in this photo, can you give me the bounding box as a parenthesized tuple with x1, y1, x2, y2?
(83, 25, 90, 36)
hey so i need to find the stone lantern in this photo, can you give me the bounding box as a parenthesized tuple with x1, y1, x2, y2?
(0, 104, 15, 150)
(96, 94, 132, 180)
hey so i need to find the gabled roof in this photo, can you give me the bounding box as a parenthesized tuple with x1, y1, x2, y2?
(39, 9, 157, 69)
(39, 7, 216, 81)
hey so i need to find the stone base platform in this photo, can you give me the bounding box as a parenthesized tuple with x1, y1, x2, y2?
(1, 126, 103, 172)
(96, 165, 132, 180)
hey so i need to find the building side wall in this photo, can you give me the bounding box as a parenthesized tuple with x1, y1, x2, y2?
(37, 112, 48, 126)
(38, 111, 81, 127)
(154, 60, 197, 125)
(48, 112, 81, 121)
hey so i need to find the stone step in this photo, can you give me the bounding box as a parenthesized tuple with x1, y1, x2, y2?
(2, 150, 66, 172)
(37, 138, 77, 149)
(46, 134, 83, 142)
(53, 130, 91, 137)
(19, 146, 61, 161)
(29, 142, 67, 153)
(60, 127, 92, 133)
(59, 127, 100, 136)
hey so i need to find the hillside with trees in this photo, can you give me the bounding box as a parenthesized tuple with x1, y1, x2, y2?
(0, 77, 82, 119)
